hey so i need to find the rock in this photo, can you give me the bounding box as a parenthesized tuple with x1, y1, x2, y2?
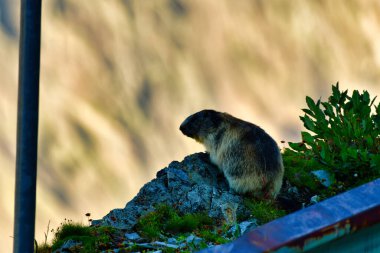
(120, 241, 179, 252)
(288, 186, 299, 195)
(90, 219, 102, 226)
(124, 242, 158, 250)
(101, 249, 123, 253)
(167, 237, 178, 244)
(97, 153, 251, 230)
(125, 232, 141, 241)
(53, 239, 82, 253)
(152, 241, 179, 249)
(186, 234, 203, 245)
(239, 219, 258, 234)
(277, 180, 314, 212)
(227, 219, 258, 237)
(219, 202, 238, 224)
(311, 170, 333, 187)
(310, 195, 320, 204)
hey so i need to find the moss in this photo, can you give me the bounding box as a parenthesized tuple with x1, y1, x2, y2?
(244, 199, 287, 225)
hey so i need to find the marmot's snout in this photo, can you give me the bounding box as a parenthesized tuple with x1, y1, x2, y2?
(179, 115, 194, 137)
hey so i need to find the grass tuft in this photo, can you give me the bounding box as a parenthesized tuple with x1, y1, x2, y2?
(244, 199, 287, 225)
(136, 204, 213, 240)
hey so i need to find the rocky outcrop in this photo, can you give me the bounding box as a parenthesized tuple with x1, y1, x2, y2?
(57, 153, 314, 252)
(96, 153, 252, 230)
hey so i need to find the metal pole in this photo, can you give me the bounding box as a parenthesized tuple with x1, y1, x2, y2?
(13, 0, 42, 252)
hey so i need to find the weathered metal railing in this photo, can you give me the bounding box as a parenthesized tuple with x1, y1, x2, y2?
(199, 178, 380, 253)
(13, 0, 42, 252)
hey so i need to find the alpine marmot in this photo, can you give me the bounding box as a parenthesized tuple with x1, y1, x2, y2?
(179, 109, 284, 199)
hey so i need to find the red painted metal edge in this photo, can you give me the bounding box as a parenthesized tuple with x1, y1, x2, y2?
(198, 178, 380, 253)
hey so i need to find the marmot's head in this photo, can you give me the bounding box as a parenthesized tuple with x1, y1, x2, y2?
(180, 109, 224, 142)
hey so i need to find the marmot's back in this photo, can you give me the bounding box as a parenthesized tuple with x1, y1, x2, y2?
(180, 110, 284, 198)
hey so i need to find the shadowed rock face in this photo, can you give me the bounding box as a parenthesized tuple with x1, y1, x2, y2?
(96, 153, 311, 231)
(97, 153, 251, 230)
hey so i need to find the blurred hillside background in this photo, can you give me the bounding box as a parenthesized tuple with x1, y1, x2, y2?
(1, 0, 380, 251)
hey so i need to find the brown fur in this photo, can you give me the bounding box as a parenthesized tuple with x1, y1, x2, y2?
(180, 110, 284, 198)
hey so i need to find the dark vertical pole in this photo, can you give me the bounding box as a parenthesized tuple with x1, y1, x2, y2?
(13, 0, 42, 253)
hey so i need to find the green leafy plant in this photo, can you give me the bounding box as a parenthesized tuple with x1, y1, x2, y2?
(287, 83, 380, 194)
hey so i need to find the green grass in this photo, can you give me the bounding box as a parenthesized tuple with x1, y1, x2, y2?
(196, 229, 229, 245)
(33, 220, 117, 253)
(165, 212, 213, 234)
(51, 222, 92, 251)
(136, 204, 213, 240)
(243, 199, 287, 225)
(34, 242, 52, 253)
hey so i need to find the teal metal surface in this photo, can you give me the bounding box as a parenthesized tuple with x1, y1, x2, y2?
(306, 222, 380, 253)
